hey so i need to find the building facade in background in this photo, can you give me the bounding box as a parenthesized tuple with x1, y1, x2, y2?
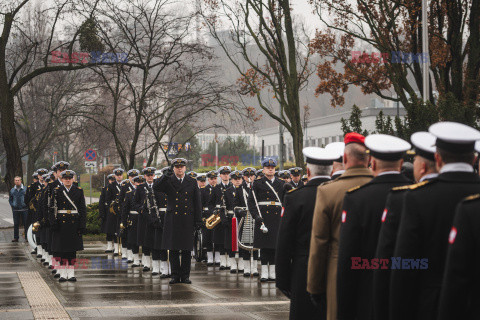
(256, 105, 406, 163)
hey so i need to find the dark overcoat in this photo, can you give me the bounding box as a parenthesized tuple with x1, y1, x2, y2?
(247, 176, 285, 249)
(276, 177, 329, 320)
(153, 174, 202, 250)
(49, 184, 86, 252)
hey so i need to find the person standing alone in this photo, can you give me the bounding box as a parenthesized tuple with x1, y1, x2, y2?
(9, 176, 28, 242)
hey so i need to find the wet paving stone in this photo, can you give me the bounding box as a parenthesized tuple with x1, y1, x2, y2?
(0, 228, 289, 319)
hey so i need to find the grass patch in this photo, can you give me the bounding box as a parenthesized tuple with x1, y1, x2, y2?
(80, 182, 101, 198)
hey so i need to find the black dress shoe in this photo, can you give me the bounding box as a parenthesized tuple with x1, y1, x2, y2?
(243, 273, 250, 277)
(152, 272, 159, 276)
(31, 250, 37, 254)
(206, 262, 213, 266)
(253, 272, 259, 277)
(113, 253, 119, 257)
(268, 278, 276, 282)
(181, 277, 192, 284)
(11, 239, 18, 243)
(41, 259, 45, 262)
(104, 250, 113, 253)
(160, 274, 169, 279)
(169, 278, 180, 284)
(219, 266, 226, 270)
(59, 277, 67, 282)
(48, 265, 53, 269)
(260, 277, 268, 282)
(54, 273, 60, 278)
(68, 277, 77, 282)
(230, 269, 237, 274)
(37, 254, 42, 258)
(43, 262, 49, 266)
(51, 269, 57, 274)
(143, 267, 150, 272)
(214, 262, 220, 266)
(238, 269, 244, 274)
(226, 266, 231, 270)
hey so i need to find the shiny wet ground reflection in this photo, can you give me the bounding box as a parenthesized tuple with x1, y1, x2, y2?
(37, 242, 289, 319)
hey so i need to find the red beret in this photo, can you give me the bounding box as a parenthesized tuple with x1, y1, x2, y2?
(344, 132, 366, 145)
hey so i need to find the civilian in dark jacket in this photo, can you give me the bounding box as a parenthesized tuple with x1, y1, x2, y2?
(9, 176, 28, 242)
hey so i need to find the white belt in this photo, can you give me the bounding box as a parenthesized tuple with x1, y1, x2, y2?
(203, 207, 208, 211)
(129, 211, 139, 215)
(58, 210, 78, 214)
(227, 210, 234, 214)
(215, 205, 221, 208)
(258, 201, 282, 206)
(159, 208, 166, 212)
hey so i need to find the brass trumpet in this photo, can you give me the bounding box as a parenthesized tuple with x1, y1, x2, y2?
(32, 221, 41, 232)
(205, 209, 221, 229)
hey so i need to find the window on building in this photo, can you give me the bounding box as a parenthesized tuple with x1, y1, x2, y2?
(332, 136, 337, 142)
(325, 137, 329, 145)
(317, 138, 322, 147)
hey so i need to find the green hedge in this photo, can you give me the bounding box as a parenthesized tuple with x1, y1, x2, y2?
(86, 202, 102, 234)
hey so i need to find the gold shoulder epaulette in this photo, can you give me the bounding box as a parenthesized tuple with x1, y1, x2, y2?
(391, 185, 411, 192)
(463, 194, 480, 202)
(77, 186, 82, 190)
(48, 181, 53, 184)
(126, 190, 132, 193)
(408, 180, 431, 190)
(347, 185, 362, 193)
(54, 186, 60, 189)
(287, 188, 297, 194)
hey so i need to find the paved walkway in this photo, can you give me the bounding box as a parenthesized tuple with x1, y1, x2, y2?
(0, 228, 289, 319)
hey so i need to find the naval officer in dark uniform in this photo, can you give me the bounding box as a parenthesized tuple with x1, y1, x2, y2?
(237, 167, 259, 277)
(50, 170, 86, 282)
(438, 193, 480, 320)
(104, 168, 124, 254)
(390, 122, 480, 320)
(276, 147, 336, 320)
(203, 171, 218, 265)
(373, 131, 438, 320)
(284, 167, 303, 193)
(149, 168, 169, 277)
(119, 169, 140, 263)
(122, 175, 144, 267)
(337, 134, 411, 320)
(214, 166, 232, 270)
(45, 162, 70, 274)
(248, 157, 285, 282)
(221, 170, 243, 273)
(135, 167, 157, 271)
(153, 158, 202, 284)
(99, 174, 115, 238)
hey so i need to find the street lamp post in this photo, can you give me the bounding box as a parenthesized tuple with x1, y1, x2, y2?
(422, 0, 429, 103)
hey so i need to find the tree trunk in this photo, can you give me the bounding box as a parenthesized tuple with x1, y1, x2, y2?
(0, 91, 23, 189)
(289, 120, 304, 168)
(26, 152, 38, 185)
